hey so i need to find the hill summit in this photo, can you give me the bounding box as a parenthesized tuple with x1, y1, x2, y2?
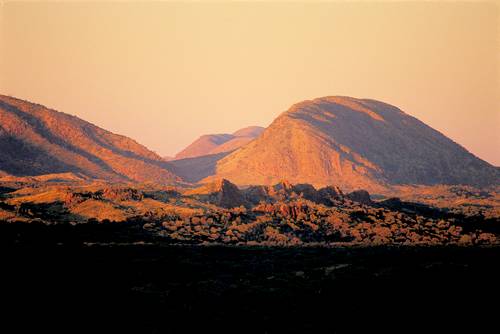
(205, 96, 499, 192)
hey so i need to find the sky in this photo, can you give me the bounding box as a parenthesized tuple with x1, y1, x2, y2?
(1, 1, 499, 165)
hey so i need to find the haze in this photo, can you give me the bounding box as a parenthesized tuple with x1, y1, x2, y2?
(1, 1, 499, 165)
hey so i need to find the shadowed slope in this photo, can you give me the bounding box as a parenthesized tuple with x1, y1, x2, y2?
(168, 152, 231, 183)
(209, 136, 257, 155)
(0, 95, 181, 184)
(206, 96, 499, 192)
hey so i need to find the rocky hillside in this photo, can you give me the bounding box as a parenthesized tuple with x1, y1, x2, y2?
(1, 178, 498, 245)
(175, 126, 264, 159)
(0, 95, 181, 184)
(206, 96, 499, 192)
(184, 178, 373, 209)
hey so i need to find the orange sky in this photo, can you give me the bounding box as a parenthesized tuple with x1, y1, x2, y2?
(1, 1, 499, 165)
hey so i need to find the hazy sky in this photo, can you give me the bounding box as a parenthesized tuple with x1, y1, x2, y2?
(1, 1, 499, 165)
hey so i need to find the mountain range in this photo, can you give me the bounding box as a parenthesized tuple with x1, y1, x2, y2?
(1, 94, 498, 192)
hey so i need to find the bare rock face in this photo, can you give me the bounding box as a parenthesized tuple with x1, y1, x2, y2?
(0, 95, 181, 184)
(185, 179, 248, 208)
(242, 185, 272, 205)
(346, 190, 372, 205)
(290, 184, 320, 202)
(317, 185, 345, 205)
(205, 96, 499, 192)
(243, 181, 306, 204)
(174, 126, 264, 159)
(242, 181, 345, 206)
(214, 179, 249, 209)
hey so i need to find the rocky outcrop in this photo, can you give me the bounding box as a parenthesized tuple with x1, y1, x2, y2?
(243, 181, 347, 206)
(346, 190, 372, 205)
(185, 179, 249, 208)
(317, 185, 345, 205)
(188, 179, 353, 208)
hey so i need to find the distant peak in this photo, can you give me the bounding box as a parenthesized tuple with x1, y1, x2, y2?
(174, 126, 265, 160)
(232, 126, 265, 138)
(199, 133, 234, 141)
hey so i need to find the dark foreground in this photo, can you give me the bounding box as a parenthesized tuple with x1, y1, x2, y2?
(2, 241, 500, 333)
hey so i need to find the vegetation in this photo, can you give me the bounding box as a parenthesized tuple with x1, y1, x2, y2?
(1, 178, 498, 246)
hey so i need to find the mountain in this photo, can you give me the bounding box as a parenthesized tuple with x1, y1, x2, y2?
(175, 134, 234, 160)
(174, 126, 264, 159)
(204, 96, 499, 192)
(0, 95, 181, 184)
(232, 126, 266, 138)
